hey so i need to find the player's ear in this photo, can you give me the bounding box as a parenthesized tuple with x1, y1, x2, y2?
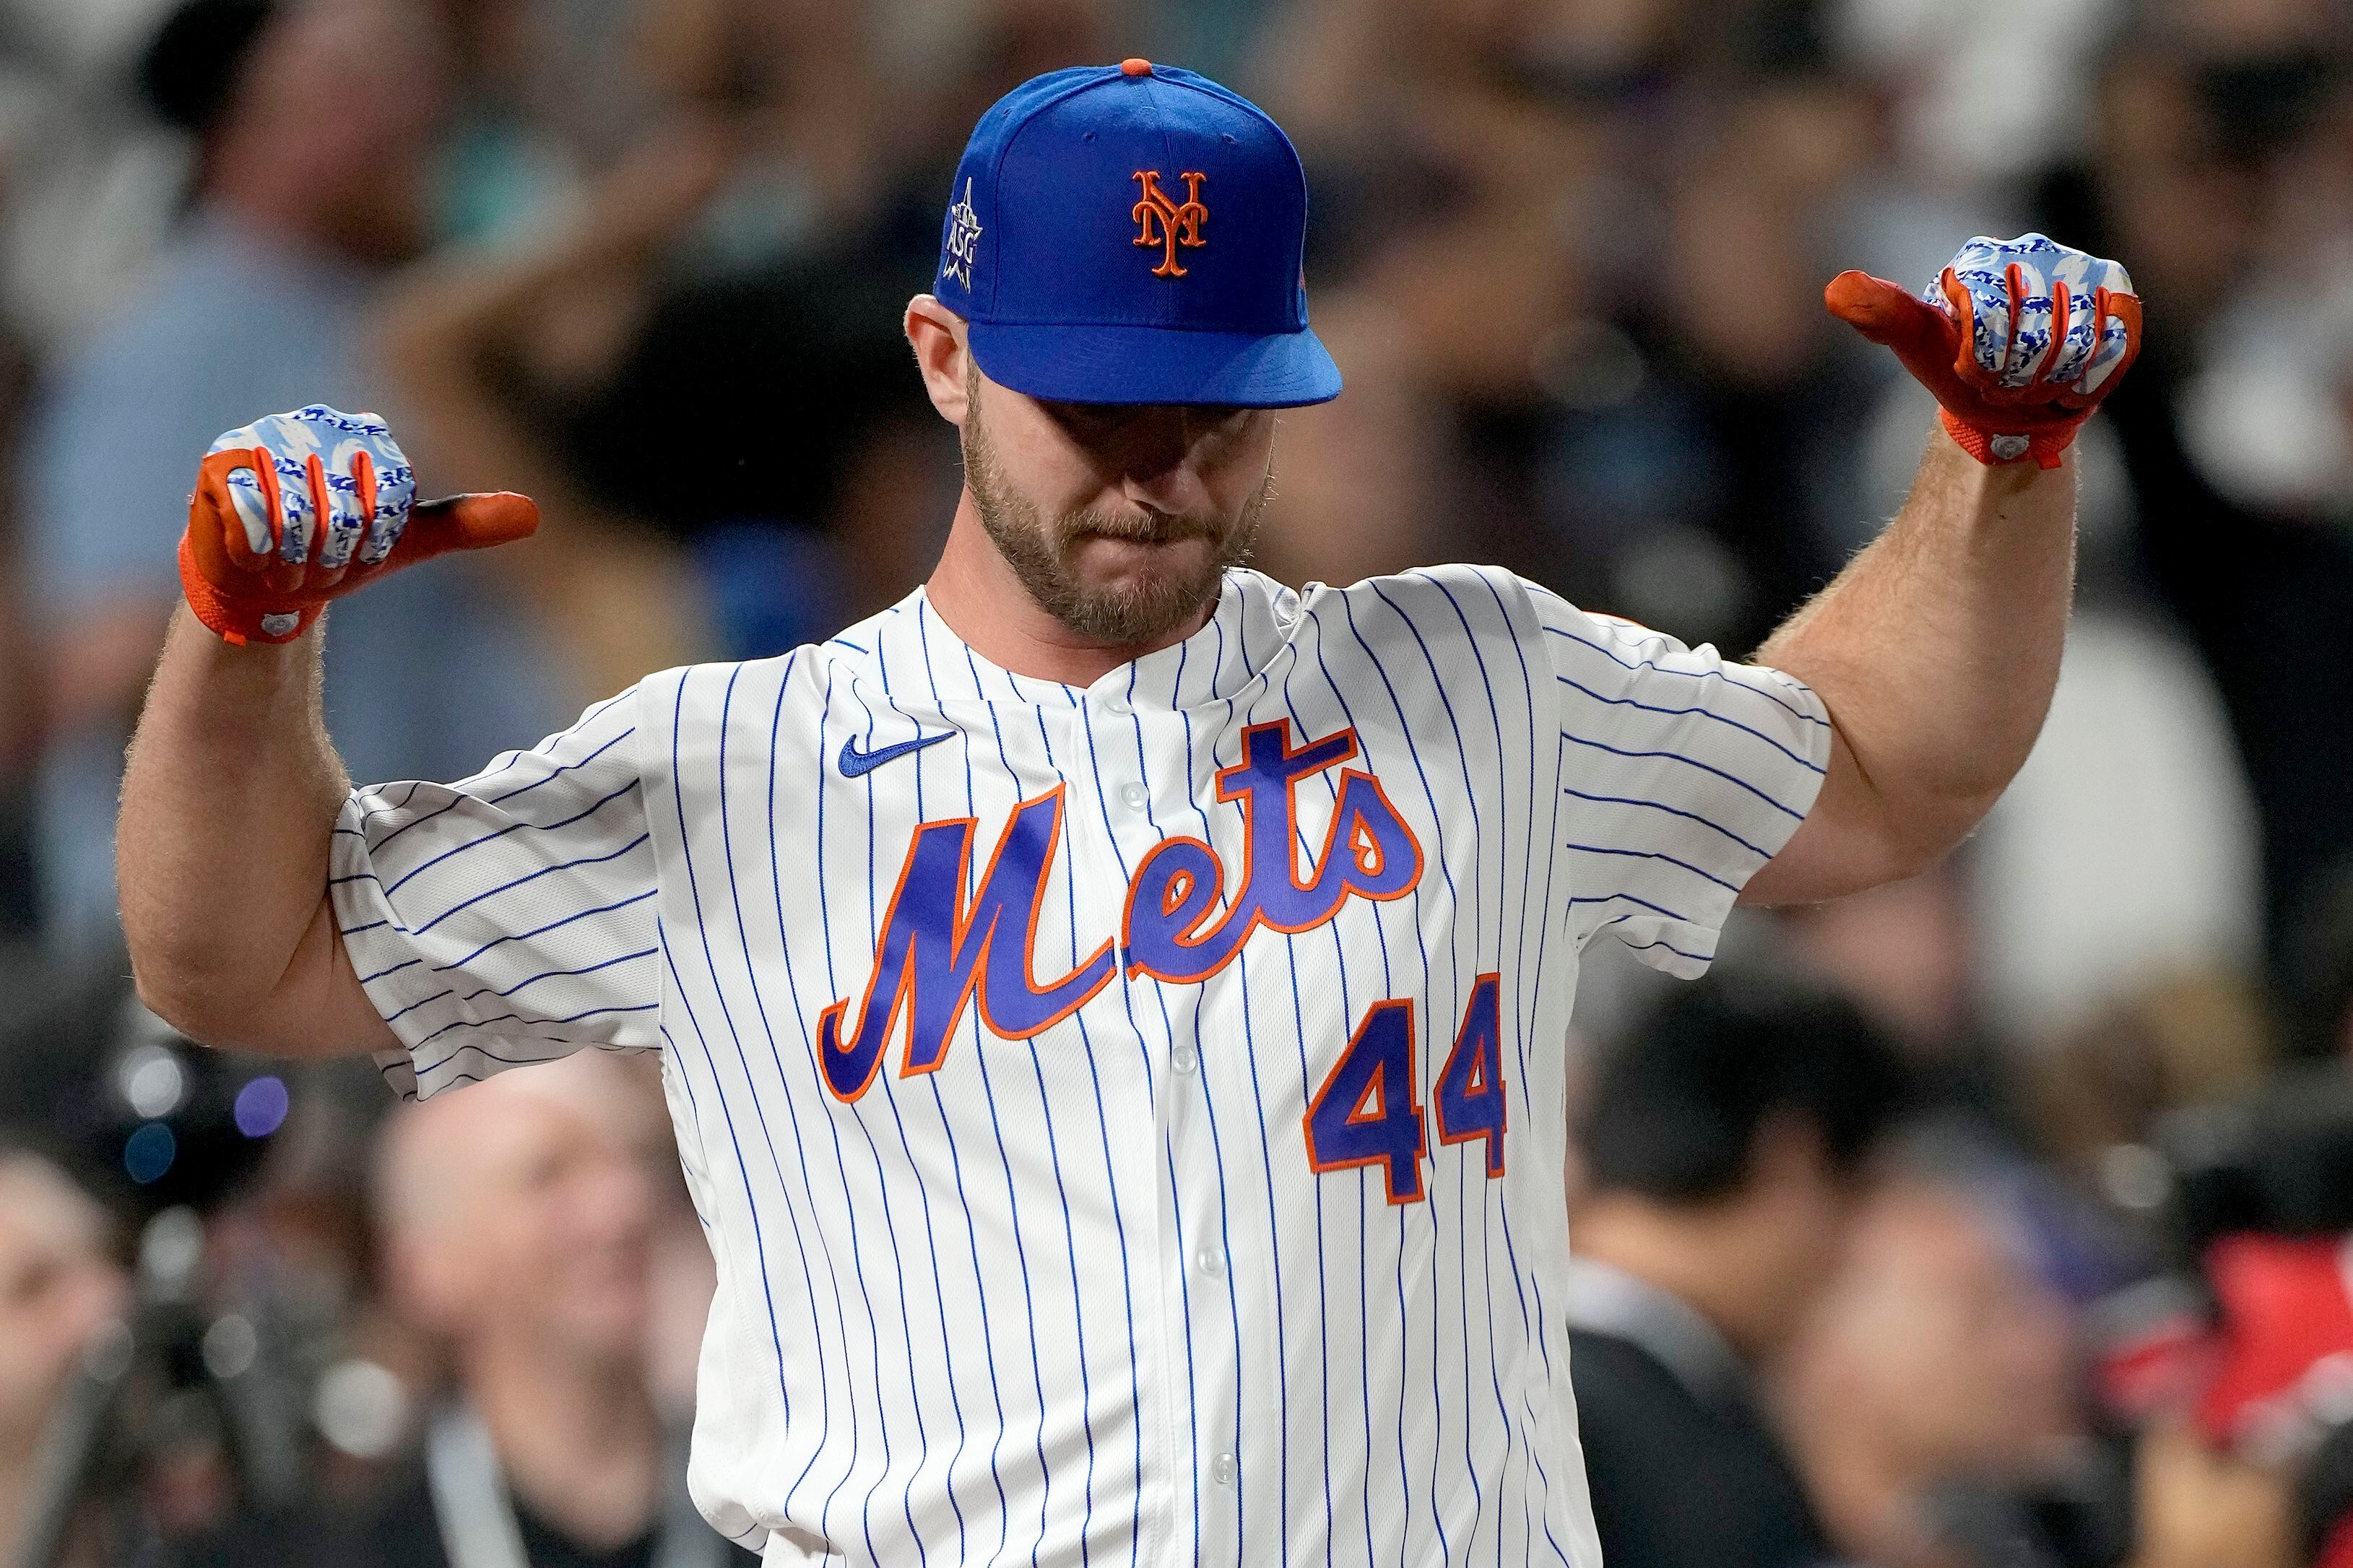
(904, 295, 973, 427)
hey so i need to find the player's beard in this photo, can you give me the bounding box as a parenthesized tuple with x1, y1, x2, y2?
(962, 367, 1273, 648)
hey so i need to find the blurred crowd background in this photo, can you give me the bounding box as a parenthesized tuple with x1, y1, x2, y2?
(0, 0, 2351, 1564)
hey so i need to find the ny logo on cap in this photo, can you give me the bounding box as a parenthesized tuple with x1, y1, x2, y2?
(1132, 170, 1208, 277)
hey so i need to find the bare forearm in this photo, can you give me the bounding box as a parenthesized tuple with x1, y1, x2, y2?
(119, 607, 348, 1041)
(1754, 430, 2076, 887)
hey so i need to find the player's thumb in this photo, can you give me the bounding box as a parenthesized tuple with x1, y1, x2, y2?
(1824, 272, 1946, 349)
(384, 492, 540, 568)
(1824, 270, 1970, 404)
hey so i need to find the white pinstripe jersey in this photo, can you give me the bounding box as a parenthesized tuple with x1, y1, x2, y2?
(330, 564, 1831, 1567)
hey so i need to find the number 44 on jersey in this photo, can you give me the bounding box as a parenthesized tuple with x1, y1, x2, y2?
(1305, 973, 1509, 1205)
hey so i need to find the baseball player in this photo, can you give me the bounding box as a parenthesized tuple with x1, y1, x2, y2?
(119, 61, 2139, 1568)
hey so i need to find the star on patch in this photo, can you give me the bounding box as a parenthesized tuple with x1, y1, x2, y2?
(942, 178, 983, 290)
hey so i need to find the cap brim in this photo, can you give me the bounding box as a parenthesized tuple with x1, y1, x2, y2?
(967, 320, 1343, 407)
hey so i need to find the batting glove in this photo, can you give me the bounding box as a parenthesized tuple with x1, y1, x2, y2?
(1826, 234, 2143, 471)
(179, 405, 538, 646)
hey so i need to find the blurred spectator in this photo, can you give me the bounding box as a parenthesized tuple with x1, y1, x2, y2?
(178, 1052, 753, 1567)
(373, 120, 940, 680)
(0, 1150, 127, 1566)
(1566, 969, 1909, 1568)
(2026, 972, 2273, 1198)
(2286, 861, 2353, 1063)
(17, 0, 564, 957)
(0, 0, 2349, 1559)
(2120, 1231, 2353, 1568)
(1779, 1166, 2084, 1567)
(2041, 23, 2353, 976)
(1969, 612, 2265, 1044)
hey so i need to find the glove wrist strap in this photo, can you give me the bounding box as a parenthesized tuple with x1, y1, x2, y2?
(1939, 407, 2081, 472)
(178, 533, 320, 646)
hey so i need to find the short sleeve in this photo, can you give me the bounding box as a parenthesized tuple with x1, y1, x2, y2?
(329, 685, 662, 1099)
(1524, 582, 1832, 976)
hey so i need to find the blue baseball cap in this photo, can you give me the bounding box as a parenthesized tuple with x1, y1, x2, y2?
(935, 60, 1342, 408)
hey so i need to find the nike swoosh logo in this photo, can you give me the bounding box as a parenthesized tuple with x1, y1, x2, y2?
(838, 730, 953, 779)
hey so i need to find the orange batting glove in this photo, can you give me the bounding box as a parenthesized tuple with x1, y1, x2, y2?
(1826, 233, 2144, 471)
(181, 404, 539, 645)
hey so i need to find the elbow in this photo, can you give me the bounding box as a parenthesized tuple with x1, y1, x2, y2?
(130, 969, 318, 1057)
(127, 943, 255, 1052)
(125, 926, 282, 1054)
(129, 966, 235, 1050)
(1873, 785, 2003, 885)
(125, 893, 358, 1059)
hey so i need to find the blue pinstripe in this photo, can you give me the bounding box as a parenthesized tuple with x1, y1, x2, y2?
(381, 778, 641, 898)
(1566, 891, 1690, 923)
(757, 662, 870, 1548)
(1561, 785, 1774, 862)
(1260, 656, 1343, 1568)
(1149, 644, 1252, 1567)
(1010, 691, 1106, 1568)
(960, 651, 1065, 1568)
(1603, 924, 1713, 963)
(426, 888, 657, 974)
(1538, 618, 1825, 727)
(661, 675, 802, 1460)
(1304, 633, 1388, 1567)
(811, 664, 906, 1568)
(1413, 571, 1531, 1564)
(456, 947, 658, 1004)
(898, 602, 1020, 1554)
(1559, 731, 1806, 821)
(910, 608, 1020, 1566)
(843, 675, 945, 1567)
(368, 718, 634, 856)
(1463, 571, 1553, 1568)
(1186, 622, 1296, 1563)
(705, 659, 844, 1530)
(1563, 839, 1741, 894)
(1555, 674, 1824, 773)
(410, 833, 651, 934)
(1357, 583, 1469, 1565)
(383, 988, 451, 1023)
(855, 655, 979, 1564)
(1303, 601, 1422, 1564)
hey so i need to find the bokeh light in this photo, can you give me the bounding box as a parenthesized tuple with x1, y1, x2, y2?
(123, 1122, 176, 1184)
(233, 1075, 290, 1138)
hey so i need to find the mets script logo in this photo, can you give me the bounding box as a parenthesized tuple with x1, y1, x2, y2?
(941, 177, 983, 290)
(1132, 169, 1208, 277)
(816, 719, 1423, 1101)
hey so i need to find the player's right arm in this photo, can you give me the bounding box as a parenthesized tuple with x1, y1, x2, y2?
(122, 608, 396, 1056)
(120, 407, 540, 1058)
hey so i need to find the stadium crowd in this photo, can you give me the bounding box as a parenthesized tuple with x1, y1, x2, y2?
(0, 0, 2351, 1563)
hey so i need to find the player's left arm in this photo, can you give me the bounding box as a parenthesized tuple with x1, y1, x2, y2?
(1739, 234, 2142, 906)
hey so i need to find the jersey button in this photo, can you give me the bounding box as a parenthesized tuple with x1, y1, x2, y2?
(1212, 1452, 1236, 1486)
(1119, 781, 1149, 811)
(1171, 1043, 1198, 1074)
(1196, 1247, 1223, 1277)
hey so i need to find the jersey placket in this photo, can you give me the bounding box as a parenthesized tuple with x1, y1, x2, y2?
(1090, 672, 1259, 1567)
(1040, 685, 1192, 1567)
(1107, 670, 1275, 1565)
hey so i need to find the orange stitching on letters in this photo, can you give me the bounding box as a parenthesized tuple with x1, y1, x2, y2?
(1132, 170, 1208, 277)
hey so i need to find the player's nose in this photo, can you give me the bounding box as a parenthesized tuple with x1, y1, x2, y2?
(1106, 405, 1192, 473)
(1115, 409, 1218, 507)
(1119, 459, 1213, 519)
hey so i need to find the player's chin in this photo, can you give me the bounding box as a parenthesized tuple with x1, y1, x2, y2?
(1064, 531, 1226, 602)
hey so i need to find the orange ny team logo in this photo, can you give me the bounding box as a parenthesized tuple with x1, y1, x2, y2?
(1132, 170, 1208, 277)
